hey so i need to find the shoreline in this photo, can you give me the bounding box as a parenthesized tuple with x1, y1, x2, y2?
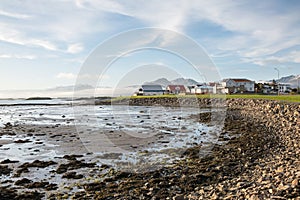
(0, 98, 299, 199)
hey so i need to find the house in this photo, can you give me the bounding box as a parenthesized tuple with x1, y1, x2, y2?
(188, 84, 214, 94)
(166, 85, 186, 95)
(279, 83, 292, 94)
(221, 78, 255, 94)
(137, 85, 165, 96)
(255, 82, 276, 94)
(255, 81, 291, 94)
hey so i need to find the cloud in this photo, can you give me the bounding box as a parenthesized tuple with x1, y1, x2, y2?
(0, 9, 32, 19)
(0, 54, 36, 60)
(55, 72, 110, 80)
(73, 0, 300, 59)
(67, 43, 84, 54)
(2, 0, 299, 59)
(244, 50, 300, 66)
(0, 23, 58, 51)
(55, 73, 77, 79)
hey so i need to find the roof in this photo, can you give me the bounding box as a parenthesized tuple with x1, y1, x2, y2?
(141, 85, 164, 91)
(224, 78, 253, 83)
(167, 85, 186, 92)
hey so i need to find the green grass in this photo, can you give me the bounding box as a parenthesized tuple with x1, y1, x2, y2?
(112, 94, 300, 103)
(225, 94, 300, 102)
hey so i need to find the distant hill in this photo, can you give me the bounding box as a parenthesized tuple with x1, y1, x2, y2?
(26, 97, 52, 100)
(270, 74, 300, 87)
(144, 78, 199, 87)
(46, 84, 94, 92)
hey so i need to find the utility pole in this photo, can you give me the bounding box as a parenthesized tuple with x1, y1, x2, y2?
(297, 76, 300, 94)
(274, 68, 280, 95)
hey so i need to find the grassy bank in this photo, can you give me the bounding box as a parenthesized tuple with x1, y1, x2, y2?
(112, 94, 300, 103)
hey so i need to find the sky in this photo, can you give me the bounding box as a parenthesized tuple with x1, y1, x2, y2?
(0, 0, 300, 97)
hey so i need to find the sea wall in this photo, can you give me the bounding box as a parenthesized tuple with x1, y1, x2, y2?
(227, 99, 299, 152)
(108, 97, 223, 107)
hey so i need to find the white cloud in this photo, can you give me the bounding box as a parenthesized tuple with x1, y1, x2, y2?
(243, 50, 300, 66)
(55, 72, 110, 80)
(0, 23, 58, 51)
(67, 43, 84, 54)
(56, 73, 77, 79)
(0, 54, 36, 60)
(0, 9, 32, 19)
(74, 0, 300, 59)
(2, 0, 299, 59)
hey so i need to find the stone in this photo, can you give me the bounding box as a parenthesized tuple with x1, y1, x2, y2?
(172, 194, 185, 200)
(291, 179, 298, 187)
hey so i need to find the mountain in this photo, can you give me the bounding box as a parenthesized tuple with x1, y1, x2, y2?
(46, 84, 94, 92)
(144, 78, 199, 87)
(271, 75, 300, 87)
(171, 78, 199, 86)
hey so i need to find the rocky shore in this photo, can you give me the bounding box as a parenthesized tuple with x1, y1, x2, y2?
(0, 98, 299, 199)
(80, 98, 300, 199)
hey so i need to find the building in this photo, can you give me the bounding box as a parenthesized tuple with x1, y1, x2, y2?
(189, 85, 214, 94)
(221, 78, 255, 94)
(137, 85, 165, 96)
(279, 83, 292, 94)
(255, 81, 292, 94)
(166, 85, 186, 95)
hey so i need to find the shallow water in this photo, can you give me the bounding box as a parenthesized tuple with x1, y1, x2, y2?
(0, 101, 224, 171)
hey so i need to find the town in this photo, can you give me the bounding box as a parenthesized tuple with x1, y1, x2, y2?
(134, 78, 299, 96)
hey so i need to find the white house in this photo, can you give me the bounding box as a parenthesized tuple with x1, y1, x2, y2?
(221, 78, 255, 94)
(137, 85, 165, 96)
(279, 83, 292, 93)
(188, 85, 214, 94)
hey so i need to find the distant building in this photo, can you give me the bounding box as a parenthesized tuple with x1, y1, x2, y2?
(137, 85, 165, 96)
(255, 81, 292, 94)
(221, 78, 255, 94)
(166, 85, 186, 95)
(279, 83, 292, 93)
(189, 85, 214, 94)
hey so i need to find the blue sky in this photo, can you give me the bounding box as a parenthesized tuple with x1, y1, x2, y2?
(0, 0, 300, 93)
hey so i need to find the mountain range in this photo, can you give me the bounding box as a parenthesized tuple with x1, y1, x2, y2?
(144, 78, 199, 87)
(275, 75, 300, 87)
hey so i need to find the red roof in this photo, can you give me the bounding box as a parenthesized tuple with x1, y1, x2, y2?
(231, 79, 252, 83)
(167, 85, 186, 92)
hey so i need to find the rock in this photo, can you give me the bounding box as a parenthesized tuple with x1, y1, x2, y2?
(172, 194, 185, 200)
(19, 160, 57, 168)
(0, 165, 12, 176)
(249, 194, 260, 200)
(0, 159, 19, 164)
(62, 172, 84, 179)
(4, 122, 12, 128)
(15, 178, 33, 186)
(56, 160, 95, 174)
(14, 139, 31, 143)
(291, 179, 298, 187)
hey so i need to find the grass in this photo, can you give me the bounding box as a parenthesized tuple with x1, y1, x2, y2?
(111, 94, 300, 103)
(225, 94, 300, 102)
